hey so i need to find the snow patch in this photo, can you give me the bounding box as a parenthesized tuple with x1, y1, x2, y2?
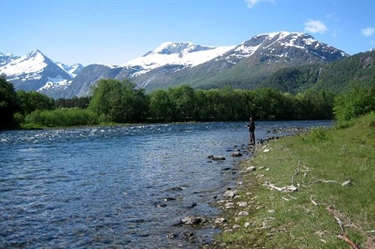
(38, 77, 71, 91)
(123, 42, 235, 76)
(0, 50, 47, 76)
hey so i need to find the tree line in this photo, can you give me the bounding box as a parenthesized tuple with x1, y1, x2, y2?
(1, 75, 374, 129)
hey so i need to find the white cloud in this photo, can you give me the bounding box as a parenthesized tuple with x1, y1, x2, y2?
(245, 0, 274, 9)
(361, 27, 375, 37)
(304, 20, 328, 34)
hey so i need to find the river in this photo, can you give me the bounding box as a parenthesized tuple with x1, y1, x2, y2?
(0, 120, 332, 248)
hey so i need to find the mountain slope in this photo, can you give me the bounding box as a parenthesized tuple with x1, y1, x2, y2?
(0, 50, 73, 91)
(121, 42, 235, 76)
(64, 64, 123, 98)
(257, 50, 375, 94)
(1, 31, 352, 98)
(66, 42, 236, 97)
(0, 50, 84, 98)
(312, 50, 375, 93)
(138, 32, 349, 92)
(56, 62, 84, 78)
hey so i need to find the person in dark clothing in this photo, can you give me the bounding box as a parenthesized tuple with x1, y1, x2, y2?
(247, 117, 255, 144)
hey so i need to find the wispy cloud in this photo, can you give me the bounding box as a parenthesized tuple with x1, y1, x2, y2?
(304, 20, 328, 34)
(245, 0, 274, 9)
(361, 27, 375, 37)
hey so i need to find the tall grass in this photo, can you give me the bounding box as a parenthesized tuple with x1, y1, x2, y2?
(24, 108, 100, 128)
(210, 113, 375, 249)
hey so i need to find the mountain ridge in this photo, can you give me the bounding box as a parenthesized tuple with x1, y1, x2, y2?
(1, 31, 354, 98)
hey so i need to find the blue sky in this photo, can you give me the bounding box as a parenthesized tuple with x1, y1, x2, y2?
(1, 0, 374, 66)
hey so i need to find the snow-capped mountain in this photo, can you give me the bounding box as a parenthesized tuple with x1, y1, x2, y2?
(2, 31, 350, 98)
(119, 31, 349, 91)
(0, 53, 20, 66)
(56, 62, 84, 78)
(64, 42, 237, 98)
(64, 64, 123, 98)
(0, 49, 82, 98)
(122, 42, 235, 76)
(201, 31, 348, 74)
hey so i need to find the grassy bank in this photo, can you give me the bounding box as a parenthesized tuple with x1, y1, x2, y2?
(210, 113, 375, 248)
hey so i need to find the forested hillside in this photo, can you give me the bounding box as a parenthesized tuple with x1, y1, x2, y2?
(259, 50, 375, 94)
(312, 50, 375, 93)
(144, 50, 374, 95)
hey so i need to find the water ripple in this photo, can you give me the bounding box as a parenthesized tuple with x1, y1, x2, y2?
(0, 121, 332, 248)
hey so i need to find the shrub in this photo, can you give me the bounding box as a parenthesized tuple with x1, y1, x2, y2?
(24, 108, 99, 127)
(309, 126, 328, 141)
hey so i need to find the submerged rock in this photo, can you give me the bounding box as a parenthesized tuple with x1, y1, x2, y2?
(231, 151, 243, 157)
(180, 216, 208, 226)
(208, 155, 226, 160)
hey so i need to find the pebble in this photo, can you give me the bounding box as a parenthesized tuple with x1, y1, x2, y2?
(238, 211, 249, 216)
(225, 202, 234, 209)
(238, 201, 248, 207)
(223, 190, 238, 198)
(244, 222, 252, 228)
(215, 218, 227, 224)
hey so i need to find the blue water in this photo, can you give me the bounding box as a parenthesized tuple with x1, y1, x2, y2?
(0, 121, 332, 248)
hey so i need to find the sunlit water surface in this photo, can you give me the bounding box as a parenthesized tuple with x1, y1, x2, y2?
(0, 121, 332, 248)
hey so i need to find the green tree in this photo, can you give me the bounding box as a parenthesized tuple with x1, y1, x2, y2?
(0, 75, 19, 129)
(251, 88, 286, 120)
(167, 85, 197, 121)
(195, 89, 212, 121)
(149, 89, 173, 121)
(333, 82, 375, 122)
(204, 88, 231, 121)
(55, 96, 91, 109)
(297, 90, 335, 120)
(17, 90, 55, 115)
(89, 79, 149, 123)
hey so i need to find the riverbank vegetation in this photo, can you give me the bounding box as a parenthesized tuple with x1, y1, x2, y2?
(2, 75, 373, 130)
(209, 112, 375, 248)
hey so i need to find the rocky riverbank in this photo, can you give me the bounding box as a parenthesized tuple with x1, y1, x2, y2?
(160, 126, 330, 248)
(204, 116, 375, 249)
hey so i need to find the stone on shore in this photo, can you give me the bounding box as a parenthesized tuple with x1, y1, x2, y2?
(223, 189, 238, 198)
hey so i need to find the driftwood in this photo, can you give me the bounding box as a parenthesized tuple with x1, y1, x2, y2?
(326, 206, 360, 249)
(291, 167, 300, 185)
(263, 181, 298, 192)
(334, 215, 345, 232)
(338, 234, 360, 249)
(312, 179, 338, 184)
(310, 196, 319, 206)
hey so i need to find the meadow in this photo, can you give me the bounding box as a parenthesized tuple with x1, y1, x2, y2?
(211, 113, 375, 249)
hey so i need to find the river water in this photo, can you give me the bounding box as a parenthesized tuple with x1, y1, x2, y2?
(0, 121, 332, 248)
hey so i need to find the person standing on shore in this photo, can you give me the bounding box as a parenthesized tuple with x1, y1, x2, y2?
(247, 117, 255, 145)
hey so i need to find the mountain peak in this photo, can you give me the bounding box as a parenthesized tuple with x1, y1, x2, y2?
(3, 30, 353, 99)
(26, 49, 44, 58)
(123, 41, 235, 75)
(56, 62, 84, 78)
(258, 31, 307, 38)
(151, 42, 216, 56)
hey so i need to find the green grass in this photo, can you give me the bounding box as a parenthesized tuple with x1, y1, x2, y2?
(208, 113, 375, 249)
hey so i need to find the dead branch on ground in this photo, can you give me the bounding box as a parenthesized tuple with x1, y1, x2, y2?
(263, 181, 298, 192)
(338, 234, 360, 249)
(310, 179, 338, 184)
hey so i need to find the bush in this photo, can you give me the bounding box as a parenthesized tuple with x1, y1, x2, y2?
(24, 108, 99, 127)
(334, 85, 375, 123)
(309, 127, 328, 141)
